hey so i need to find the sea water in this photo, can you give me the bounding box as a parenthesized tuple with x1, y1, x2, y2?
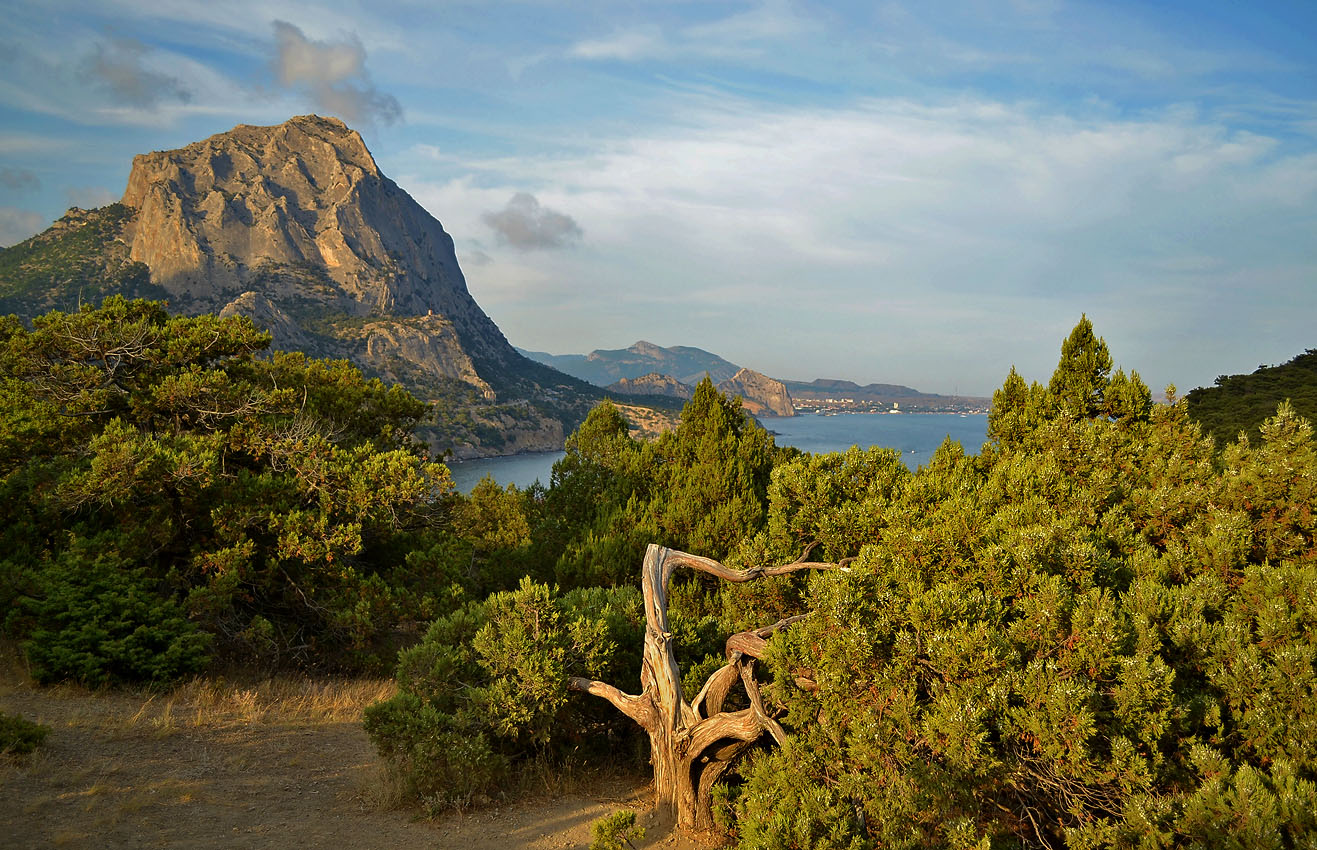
(446, 412, 989, 493)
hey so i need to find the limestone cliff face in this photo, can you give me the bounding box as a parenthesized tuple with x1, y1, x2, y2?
(607, 372, 693, 399)
(104, 115, 593, 457)
(359, 315, 493, 400)
(217, 292, 310, 352)
(718, 368, 796, 417)
(119, 114, 517, 375)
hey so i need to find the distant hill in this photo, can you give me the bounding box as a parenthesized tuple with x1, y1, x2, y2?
(0, 115, 604, 459)
(1186, 349, 1317, 447)
(524, 341, 988, 414)
(781, 377, 932, 402)
(782, 377, 988, 412)
(607, 373, 694, 400)
(518, 340, 740, 386)
(718, 368, 795, 417)
(607, 369, 795, 417)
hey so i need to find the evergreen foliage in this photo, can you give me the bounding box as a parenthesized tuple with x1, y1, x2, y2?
(0, 712, 50, 754)
(363, 577, 645, 810)
(1, 298, 458, 682)
(1186, 348, 1317, 449)
(24, 535, 212, 686)
(375, 318, 1317, 846)
(648, 378, 779, 559)
(729, 320, 1317, 849)
(9, 289, 1312, 850)
(535, 383, 783, 591)
(1047, 314, 1114, 418)
(590, 810, 645, 850)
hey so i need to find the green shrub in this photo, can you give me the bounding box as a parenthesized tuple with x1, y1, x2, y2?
(1, 298, 453, 680)
(0, 712, 49, 754)
(732, 322, 1317, 848)
(590, 810, 645, 850)
(362, 691, 505, 810)
(365, 579, 646, 812)
(22, 537, 211, 687)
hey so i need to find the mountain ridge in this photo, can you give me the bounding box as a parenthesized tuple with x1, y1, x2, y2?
(518, 340, 740, 386)
(522, 340, 988, 413)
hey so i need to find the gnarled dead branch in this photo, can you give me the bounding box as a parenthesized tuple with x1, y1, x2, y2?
(568, 543, 839, 831)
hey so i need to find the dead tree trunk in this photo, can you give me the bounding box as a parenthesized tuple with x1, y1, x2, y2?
(569, 543, 838, 832)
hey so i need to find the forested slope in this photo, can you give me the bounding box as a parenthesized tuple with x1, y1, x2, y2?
(1186, 348, 1317, 448)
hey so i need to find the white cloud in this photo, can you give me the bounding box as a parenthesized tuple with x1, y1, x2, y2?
(567, 0, 821, 65)
(400, 94, 1317, 393)
(270, 20, 402, 126)
(569, 28, 666, 61)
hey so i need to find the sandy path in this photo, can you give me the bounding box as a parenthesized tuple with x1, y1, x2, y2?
(0, 675, 697, 849)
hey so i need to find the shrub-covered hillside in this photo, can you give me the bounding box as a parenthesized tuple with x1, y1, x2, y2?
(1186, 348, 1317, 448)
(0, 205, 166, 316)
(6, 300, 1313, 847)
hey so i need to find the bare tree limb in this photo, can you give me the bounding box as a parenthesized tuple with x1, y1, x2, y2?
(567, 677, 654, 727)
(664, 550, 843, 583)
(691, 661, 740, 719)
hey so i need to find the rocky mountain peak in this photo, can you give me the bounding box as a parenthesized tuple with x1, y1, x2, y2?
(718, 368, 796, 417)
(117, 115, 494, 338)
(122, 116, 380, 216)
(0, 113, 602, 458)
(113, 116, 531, 385)
(1, 115, 604, 459)
(628, 340, 666, 357)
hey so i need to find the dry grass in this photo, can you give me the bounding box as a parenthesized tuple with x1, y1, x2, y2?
(79, 674, 398, 739)
(1, 640, 395, 743)
(1, 642, 677, 849)
(166, 674, 397, 726)
(359, 761, 413, 812)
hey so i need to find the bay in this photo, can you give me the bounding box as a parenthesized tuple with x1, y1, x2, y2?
(446, 412, 989, 493)
(766, 412, 989, 459)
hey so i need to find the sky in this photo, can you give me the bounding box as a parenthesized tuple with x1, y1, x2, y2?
(1, 1, 1314, 396)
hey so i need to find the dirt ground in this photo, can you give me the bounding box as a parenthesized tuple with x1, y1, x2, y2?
(0, 662, 704, 849)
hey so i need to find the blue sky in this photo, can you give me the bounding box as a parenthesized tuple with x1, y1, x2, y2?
(1, 0, 1314, 395)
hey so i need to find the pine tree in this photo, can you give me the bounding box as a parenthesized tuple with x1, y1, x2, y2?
(1048, 315, 1113, 418)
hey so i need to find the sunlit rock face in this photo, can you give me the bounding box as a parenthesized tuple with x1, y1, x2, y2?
(607, 373, 694, 399)
(118, 114, 520, 392)
(718, 368, 796, 417)
(105, 114, 600, 456)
